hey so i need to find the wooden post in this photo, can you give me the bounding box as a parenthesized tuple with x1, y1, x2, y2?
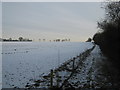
(50, 69, 53, 88)
(73, 60, 75, 70)
(56, 72, 59, 87)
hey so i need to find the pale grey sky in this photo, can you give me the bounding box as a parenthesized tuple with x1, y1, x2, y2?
(0, 2, 2, 38)
(2, 2, 105, 42)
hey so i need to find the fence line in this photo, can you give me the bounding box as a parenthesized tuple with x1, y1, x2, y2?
(26, 45, 95, 89)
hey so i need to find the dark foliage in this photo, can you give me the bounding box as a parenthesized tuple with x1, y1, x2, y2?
(86, 38, 92, 42)
(93, 1, 120, 70)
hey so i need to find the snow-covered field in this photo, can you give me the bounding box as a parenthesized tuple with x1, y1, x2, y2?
(0, 42, 2, 89)
(2, 42, 93, 88)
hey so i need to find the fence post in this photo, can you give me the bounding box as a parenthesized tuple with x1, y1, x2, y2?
(73, 58, 75, 70)
(50, 69, 53, 88)
(56, 72, 59, 87)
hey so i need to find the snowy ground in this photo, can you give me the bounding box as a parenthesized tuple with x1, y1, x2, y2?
(68, 45, 108, 88)
(2, 42, 93, 88)
(66, 45, 118, 89)
(28, 45, 117, 89)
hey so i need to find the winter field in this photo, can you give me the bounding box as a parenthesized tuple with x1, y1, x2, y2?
(1, 42, 94, 88)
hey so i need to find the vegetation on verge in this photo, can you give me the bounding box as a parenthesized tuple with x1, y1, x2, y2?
(93, 1, 120, 70)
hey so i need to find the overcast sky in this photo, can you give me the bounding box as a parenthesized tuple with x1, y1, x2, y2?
(2, 2, 105, 42)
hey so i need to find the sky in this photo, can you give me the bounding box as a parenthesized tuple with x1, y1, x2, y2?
(0, 2, 1, 38)
(2, 2, 105, 42)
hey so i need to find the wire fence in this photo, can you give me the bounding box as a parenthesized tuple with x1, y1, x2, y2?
(25, 45, 95, 89)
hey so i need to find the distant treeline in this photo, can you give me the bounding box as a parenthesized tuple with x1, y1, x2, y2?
(38, 38, 71, 42)
(0, 37, 71, 42)
(0, 37, 32, 42)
